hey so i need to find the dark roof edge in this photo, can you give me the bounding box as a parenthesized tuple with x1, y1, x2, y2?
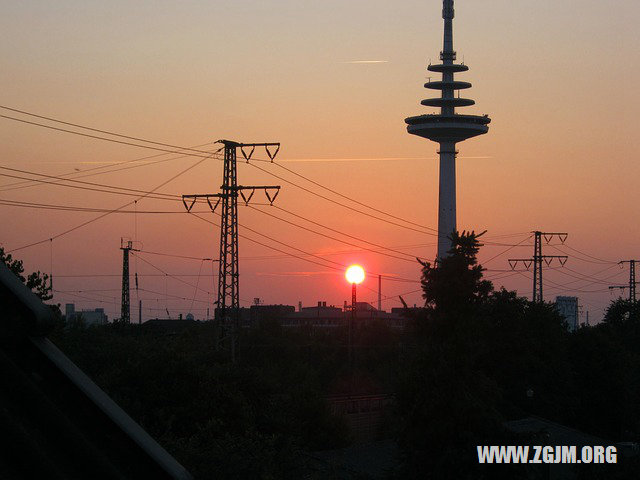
(0, 261, 55, 335)
(30, 336, 193, 480)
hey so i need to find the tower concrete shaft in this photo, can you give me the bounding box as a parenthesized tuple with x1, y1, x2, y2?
(438, 142, 456, 260)
(405, 0, 490, 260)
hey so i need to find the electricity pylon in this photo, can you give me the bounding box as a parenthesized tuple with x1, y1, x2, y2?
(182, 140, 281, 359)
(509, 231, 568, 302)
(609, 260, 639, 303)
(120, 238, 139, 323)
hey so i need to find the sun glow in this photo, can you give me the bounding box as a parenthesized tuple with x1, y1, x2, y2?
(345, 265, 365, 284)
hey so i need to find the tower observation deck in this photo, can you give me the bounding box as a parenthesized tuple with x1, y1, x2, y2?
(405, 0, 490, 260)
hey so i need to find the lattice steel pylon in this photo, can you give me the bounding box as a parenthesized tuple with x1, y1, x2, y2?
(120, 238, 134, 323)
(182, 140, 281, 359)
(609, 260, 639, 303)
(509, 231, 568, 302)
(219, 141, 240, 323)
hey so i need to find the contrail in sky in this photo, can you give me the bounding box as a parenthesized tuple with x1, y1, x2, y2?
(342, 60, 389, 64)
(279, 156, 492, 163)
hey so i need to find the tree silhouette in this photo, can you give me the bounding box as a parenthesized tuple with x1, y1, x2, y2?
(603, 298, 640, 325)
(0, 246, 52, 301)
(419, 230, 493, 315)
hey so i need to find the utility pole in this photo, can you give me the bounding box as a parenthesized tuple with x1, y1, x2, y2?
(609, 260, 639, 303)
(120, 238, 139, 323)
(182, 140, 281, 360)
(509, 231, 568, 302)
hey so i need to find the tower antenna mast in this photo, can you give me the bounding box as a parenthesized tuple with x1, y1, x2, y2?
(405, 0, 490, 260)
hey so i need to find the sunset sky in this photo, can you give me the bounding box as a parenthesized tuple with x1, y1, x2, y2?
(2, 1, 639, 322)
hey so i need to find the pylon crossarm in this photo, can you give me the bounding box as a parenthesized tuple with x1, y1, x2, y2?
(539, 233, 568, 244)
(508, 258, 533, 270)
(540, 255, 568, 266)
(265, 144, 280, 162)
(206, 197, 221, 213)
(265, 187, 280, 205)
(239, 189, 256, 205)
(181, 196, 197, 212)
(240, 145, 255, 163)
(235, 185, 281, 205)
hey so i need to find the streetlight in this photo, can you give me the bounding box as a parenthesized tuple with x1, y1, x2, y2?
(345, 265, 365, 369)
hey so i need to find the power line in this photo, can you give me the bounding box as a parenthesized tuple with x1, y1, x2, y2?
(247, 204, 424, 264)
(551, 244, 617, 265)
(247, 156, 528, 246)
(182, 140, 283, 361)
(7, 154, 212, 253)
(272, 161, 438, 233)
(609, 260, 639, 303)
(0, 144, 216, 192)
(481, 234, 532, 265)
(0, 114, 223, 160)
(0, 166, 183, 201)
(270, 204, 432, 260)
(188, 211, 420, 284)
(512, 270, 610, 295)
(0, 105, 220, 157)
(2, 104, 531, 253)
(136, 250, 214, 261)
(1, 105, 533, 247)
(1, 190, 530, 265)
(508, 231, 568, 302)
(245, 161, 438, 237)
(131, 252, 212, 296)
(53, 274, 218, 278)
(138, 288, 212, 305)
(0, 199, 214, 214)
(558, 264, 623, 286)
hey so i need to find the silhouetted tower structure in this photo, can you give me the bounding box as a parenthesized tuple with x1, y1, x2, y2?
(405, 0, 491, 260)
(120, 239, 134, 323)
(509, 231, 568, 302)
(609, 260, 639, 303)
(182, 140, 281, 358)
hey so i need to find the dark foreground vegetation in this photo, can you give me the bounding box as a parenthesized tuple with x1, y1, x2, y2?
(4, 242, 640, 478)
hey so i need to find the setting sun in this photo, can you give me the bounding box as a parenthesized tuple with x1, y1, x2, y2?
(345, 265, 365, 285)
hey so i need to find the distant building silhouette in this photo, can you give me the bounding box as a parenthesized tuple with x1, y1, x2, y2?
(555, 296, 579, 331)
(65, 303, 108, 326)
(263, 301, 410, 329)
(250, 304, 296, 323)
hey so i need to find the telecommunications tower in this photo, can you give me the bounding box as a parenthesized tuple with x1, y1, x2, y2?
(405, 0, 490, 260)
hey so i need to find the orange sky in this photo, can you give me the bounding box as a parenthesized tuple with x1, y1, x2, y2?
(2, 1, 639, 321)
